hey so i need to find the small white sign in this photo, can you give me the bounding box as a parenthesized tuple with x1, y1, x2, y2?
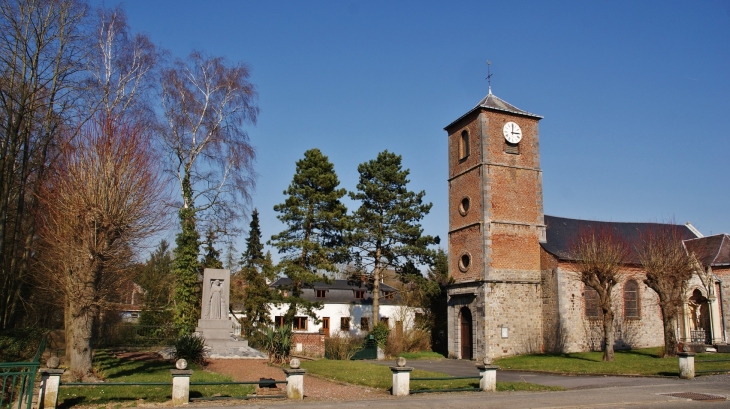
(501, 327, 509, 339)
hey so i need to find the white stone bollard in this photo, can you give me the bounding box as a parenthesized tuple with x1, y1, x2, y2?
(37, 368, 65, 409)
(170, 367, 193, 406)
(390, 357, 413, 396)
(283, 358, 306, 400)
(678, 352, 695, 379)
(476, 365, 499, 391)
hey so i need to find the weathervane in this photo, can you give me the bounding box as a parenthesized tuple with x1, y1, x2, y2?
(486, 60, 492, 94)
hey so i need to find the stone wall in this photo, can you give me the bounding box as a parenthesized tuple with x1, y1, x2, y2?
(545, 256, 665, 353)
(291, 332, 325, 358)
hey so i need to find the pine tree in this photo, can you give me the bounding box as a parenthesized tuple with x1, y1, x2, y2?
(349, 150, 437, 325)
(201, 229, 224, 269)
(238, 209, 274, 338)
(269, 149, 349, 324)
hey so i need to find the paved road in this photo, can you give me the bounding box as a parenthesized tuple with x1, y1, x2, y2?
(195, 375, 730, 409)
(192, 359, 730, 408)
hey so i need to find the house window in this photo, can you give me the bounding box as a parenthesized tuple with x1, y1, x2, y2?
(380, 317, 389, 326)
(382, 291, 394, 300)
(624, 280, 639, 319)
(274, 316, 284, 327)
(360, 317, 370, 331)
(340, 317, 351, 331)
(584, 286, 602, 319)
(316, 289, 326, 298)
(354, 290, 366, 299)
(459, 130, 470, 160)
(293, 316, 308, 331)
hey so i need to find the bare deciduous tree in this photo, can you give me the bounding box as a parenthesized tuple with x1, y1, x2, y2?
(85, 5, 158, 124)
(37, 117, 166, 380)
(160, 51, 258, 332)
(569, 227, 629, 362)
(636, 226, 696, 357)
(0, 0, 88, 329)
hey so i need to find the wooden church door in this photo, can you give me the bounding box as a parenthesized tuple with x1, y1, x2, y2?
(460, 307, 473, 359)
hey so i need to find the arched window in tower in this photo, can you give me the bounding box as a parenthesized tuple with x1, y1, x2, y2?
(584, 285, 602, 319)
(459, 130, 469, 160)
(624, 280, 639, 319)
(458, 252, 471, 272)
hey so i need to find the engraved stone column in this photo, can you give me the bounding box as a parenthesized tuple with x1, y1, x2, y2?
(390, 357, 413, 396)
(678, 352, 695, 379)
(37, 368, 65, 409)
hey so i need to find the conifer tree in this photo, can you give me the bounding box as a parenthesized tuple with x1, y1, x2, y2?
(269, 149, 349, 324)
(238, 209, 274, 338)
(201, 229, 224, 269)
(349, 150, 437, 325)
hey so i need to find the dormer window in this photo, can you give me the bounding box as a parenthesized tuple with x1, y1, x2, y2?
(383, 291, 394, 300)
(316, 289, 326, 298)
(354, 290, 365, 299)
(459, 130, 470, 160)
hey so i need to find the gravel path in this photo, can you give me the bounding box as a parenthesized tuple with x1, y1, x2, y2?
(206, 359, 392, 402)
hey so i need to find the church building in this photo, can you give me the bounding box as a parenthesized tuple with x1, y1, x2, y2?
(445, 90, 728, 360)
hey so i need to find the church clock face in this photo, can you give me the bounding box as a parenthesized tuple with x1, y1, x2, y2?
(503, 122, 522, 144)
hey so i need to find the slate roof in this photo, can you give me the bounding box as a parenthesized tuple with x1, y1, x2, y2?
(444, 91, 543, 131)
(684, 234, 730, 267)
(270, 278, 400, 305)
(541, 215, 699, 263)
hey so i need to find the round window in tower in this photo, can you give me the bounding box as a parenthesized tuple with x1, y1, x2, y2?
(458, 252, 471, 272)
(459, 196, 471, 216)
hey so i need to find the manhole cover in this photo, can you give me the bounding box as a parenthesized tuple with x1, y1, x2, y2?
(664, 392, 726, 402)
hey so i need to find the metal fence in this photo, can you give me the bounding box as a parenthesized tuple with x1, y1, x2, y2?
(0, 333, 48, 409)
(694, 357, 730, 375)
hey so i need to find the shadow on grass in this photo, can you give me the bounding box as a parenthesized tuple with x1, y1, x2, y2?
(105, 360, 171, 379)
(618, 349, 663, 359)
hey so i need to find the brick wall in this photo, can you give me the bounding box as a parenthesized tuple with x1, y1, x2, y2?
(291, 332, 325, 358)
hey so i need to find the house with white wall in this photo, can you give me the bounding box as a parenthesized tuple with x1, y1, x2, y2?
(268, 277, 417, 337)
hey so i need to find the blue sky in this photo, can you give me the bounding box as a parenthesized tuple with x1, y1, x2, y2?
(111, 0, 730, 260)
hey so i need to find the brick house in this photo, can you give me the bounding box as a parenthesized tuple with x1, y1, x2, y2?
(445, 90, 727, 360)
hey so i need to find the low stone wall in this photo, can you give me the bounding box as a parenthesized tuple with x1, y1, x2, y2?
(291, 332, 325, 358)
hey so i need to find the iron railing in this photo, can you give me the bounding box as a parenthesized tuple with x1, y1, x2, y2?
(0, 333, 48, 409)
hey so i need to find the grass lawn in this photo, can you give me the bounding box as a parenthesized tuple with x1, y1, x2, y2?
(300, 359, 563, 392)
(58, 350, 254, 408)
(495, 347, 730, 376)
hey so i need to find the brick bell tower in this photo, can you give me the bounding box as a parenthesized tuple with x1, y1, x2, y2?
(445, 89, 545, 360)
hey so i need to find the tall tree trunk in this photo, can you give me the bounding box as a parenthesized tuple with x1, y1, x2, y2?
(602, 309, 615, 362)
(69, 298, 97, 381)
(371, 247, 381, 327)
(661, 304, 679, 358)
(65, 299, 73, 363)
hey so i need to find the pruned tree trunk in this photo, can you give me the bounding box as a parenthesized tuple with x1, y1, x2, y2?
(69, 299, 98, 381)
(660, 304, 679, 357)
(602, 308, 615, 362)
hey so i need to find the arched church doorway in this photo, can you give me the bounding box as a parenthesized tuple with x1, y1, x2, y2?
(459, 307, 473, 359)
(688, 289, 711, 344)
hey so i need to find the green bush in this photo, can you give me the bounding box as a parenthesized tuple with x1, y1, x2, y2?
(369, 323, 390, 349)
(173, 334, 206, 366)
(263, 326, 291, 364)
